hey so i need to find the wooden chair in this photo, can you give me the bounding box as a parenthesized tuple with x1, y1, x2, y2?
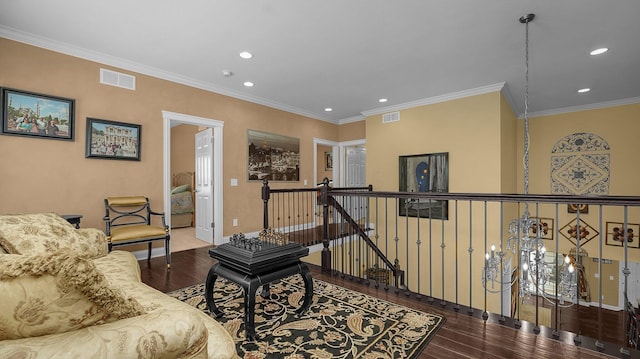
(104, 196, 171, 268)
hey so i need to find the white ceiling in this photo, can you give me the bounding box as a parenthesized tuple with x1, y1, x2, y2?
(1, 0, 639, 124)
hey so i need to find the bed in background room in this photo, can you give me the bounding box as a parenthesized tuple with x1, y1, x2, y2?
(171, 171, 195, 228)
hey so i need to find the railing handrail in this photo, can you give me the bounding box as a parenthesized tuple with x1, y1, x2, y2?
(327, 190, 640, 206)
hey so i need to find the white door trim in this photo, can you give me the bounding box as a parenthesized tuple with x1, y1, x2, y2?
(162, 111, 224, 245)
(313, 138, 339, 187)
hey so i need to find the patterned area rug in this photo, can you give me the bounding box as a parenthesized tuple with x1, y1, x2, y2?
(167, 276, 445, 358)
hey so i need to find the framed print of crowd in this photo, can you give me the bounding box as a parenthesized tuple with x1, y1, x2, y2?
(85, 117, 141, 161)
(1, 87, 74, 141)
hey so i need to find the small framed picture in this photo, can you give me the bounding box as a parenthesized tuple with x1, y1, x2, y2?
(531, 217, 554, 240)
(85, 117, 141, 161)
(325, 151, 333, 170)
(559, 218, 599, 246)
(605, 222, 640, 248)
(1, 87, 74, 141)
(568, 203, 589, 214)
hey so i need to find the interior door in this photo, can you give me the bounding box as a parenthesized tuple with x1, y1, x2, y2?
(345, 145, 366, 221)
(195, 128, 214, 243)
(346, 145, 366, 187)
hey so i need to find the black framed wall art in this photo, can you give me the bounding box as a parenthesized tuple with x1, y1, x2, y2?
(247, 129, 300, 181)
(85, 117, 141, 161)
(399, 152, 449, 219)
(1, 87, 75, 141)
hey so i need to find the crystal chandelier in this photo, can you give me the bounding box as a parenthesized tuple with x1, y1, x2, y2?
(482, 13, 578, 306)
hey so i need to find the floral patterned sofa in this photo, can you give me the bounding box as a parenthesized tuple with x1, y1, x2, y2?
(0, 213, 238, 359)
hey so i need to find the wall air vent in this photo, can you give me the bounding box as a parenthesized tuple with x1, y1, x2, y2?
(100, 68, 136, 90)
(382, 111, 400, 123)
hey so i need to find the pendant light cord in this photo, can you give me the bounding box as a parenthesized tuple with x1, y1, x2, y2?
(521, 14, 534, 213)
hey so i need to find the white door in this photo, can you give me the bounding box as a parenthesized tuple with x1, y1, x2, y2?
(344, 145, 366, 221)
(195, 128, 214, 243)
(346, 145, 366, 187)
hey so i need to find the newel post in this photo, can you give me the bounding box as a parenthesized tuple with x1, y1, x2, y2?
(321, 177, 332, 273)
(261, 179, 270, 231)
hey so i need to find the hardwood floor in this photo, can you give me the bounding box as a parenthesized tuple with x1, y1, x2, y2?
(139, 247, 638, 359)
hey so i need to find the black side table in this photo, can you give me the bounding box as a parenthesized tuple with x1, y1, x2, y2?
(61, 214, 83, 229)
(205, 237, 313, 341)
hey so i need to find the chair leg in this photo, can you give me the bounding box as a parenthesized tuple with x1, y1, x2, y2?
(147, 242, 152, 261)
(108, 243, 113, 253)
(165, 237, 171, 269)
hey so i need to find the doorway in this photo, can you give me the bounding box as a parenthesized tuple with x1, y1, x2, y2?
(162, 111, 224, 250)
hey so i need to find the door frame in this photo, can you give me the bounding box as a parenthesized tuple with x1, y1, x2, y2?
(313, 138, 338, 188)
(162, 111, 224, 245)
(313, 138, 366, 187)
(338, 139, 366, 187)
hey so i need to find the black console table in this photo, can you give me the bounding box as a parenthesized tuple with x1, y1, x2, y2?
(205, 233, 313, 341)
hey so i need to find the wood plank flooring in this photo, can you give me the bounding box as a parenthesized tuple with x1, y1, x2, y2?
(139, 247, 638, 359)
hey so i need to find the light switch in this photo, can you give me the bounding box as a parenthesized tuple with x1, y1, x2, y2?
(609, 275, 614, 281)
(304, 179, 308, 186)
(231, 178, 238, 186)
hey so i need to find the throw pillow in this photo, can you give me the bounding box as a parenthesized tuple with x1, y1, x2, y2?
(0, 250, 145, 340)
(171, 184, 190, 194)
(0, 213, 107, 257)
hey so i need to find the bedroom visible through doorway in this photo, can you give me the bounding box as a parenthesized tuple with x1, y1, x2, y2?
(162, 110, 224, 255)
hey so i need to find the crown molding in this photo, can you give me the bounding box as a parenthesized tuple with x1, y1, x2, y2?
(523, 97, 640, 119)
(337, 115, 366, 125)
(360, 82, 507, 118)
(0, 26, 337, 124)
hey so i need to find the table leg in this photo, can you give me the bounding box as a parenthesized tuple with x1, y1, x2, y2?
(205, 264, 223, 318)
(261, 283, 271, 298)
(243, 279, 260, 341)
(296, 262, 314, 315)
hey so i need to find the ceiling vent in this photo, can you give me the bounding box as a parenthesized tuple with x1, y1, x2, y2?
(100, 68, 136, 90)
(382, 111, 400, 123)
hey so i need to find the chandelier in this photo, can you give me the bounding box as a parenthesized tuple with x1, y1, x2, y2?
(481, 13, 578, 307)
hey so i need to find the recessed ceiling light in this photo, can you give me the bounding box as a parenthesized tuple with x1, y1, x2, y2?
(324, 107, 333, 112)
(578, 88, 591, 93)
(378, 98, 388, 103)
(243, 81, 254, 87)
(590, 48, 608, 56)
(239, 51, 253, 59)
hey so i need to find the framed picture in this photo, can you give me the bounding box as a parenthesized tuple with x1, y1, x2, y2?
(531, 217, 554, 240)
(325, 151, 333, 171)
(85, 118, 141, 161)
(1, 87, 74, 140)
(559, 218, 599, 246)
(568, 203, 589, 214)
(399, 152, 449, 219)
(247, 129, 300, 181)
(605, 222, 640, 248)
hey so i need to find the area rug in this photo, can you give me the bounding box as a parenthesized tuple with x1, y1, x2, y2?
(167, 276, 445, 358)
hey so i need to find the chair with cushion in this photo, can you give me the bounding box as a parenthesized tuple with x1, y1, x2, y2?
(104, 196, 171, 268)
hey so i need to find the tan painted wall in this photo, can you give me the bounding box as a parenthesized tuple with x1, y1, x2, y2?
(356, 92, 638, 311)
(170, 124, 197, 175)
(517, 103, 640, 306)
(363, 91, 507, 311)
(0, 38, 341, 236)
(3, 37, 637, 308)
(338, 120, 365, 142)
